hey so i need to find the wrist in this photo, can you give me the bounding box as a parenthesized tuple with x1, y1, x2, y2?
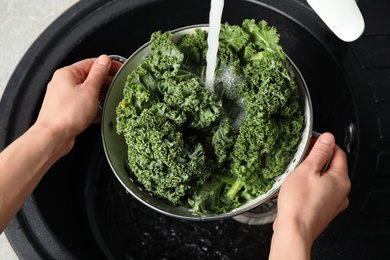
(30, 121, 75, 159)
(270, 218, 313, 260)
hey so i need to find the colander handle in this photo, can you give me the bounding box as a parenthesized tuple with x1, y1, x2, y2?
(109, 54, 127, 64)
(98, 55, 127, 109)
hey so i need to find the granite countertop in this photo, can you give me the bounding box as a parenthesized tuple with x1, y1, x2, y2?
(0, 1, 78, 258)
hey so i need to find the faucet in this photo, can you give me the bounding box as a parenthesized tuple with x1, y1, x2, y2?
(307, 0, 365, 42)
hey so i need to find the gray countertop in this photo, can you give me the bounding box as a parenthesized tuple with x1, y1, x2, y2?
(0, 0, 79, 100)
(0, 1, 79, 258)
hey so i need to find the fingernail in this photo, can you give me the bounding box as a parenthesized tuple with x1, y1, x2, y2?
(97, 55, 110, 67)
(319, 133, 334, 145)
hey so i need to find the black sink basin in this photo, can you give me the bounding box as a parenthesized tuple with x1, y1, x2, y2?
(1, 0, 366, 259)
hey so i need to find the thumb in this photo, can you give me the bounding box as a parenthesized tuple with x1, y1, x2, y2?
(304, 132, 335, 173)
(83, 55, 111, 92)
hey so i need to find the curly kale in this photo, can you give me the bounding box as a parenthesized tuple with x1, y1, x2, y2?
(116, 19, 304, 214)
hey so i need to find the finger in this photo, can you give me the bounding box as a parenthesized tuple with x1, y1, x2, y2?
(49, 58, 95, 87)
(83, 55, 112, 94)
(70, 56, 121, 76)
(102, 59, 124, 91)
(101, 75, 116, 92)
(66, 58, 96, 82)
(326, 144, 348, 176)
(100, 60, 123, 93)
(304, 132, 335, 173)
(324, 145, 351, 208)
(302, 136, 318, 160)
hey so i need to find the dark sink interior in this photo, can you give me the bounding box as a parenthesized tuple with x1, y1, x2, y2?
(1, 0, 367, 259)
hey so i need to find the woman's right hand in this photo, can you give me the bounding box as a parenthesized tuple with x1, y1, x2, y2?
(269, 132, 351, 259)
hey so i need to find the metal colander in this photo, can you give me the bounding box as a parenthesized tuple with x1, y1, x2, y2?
(101, 25, 313, 221)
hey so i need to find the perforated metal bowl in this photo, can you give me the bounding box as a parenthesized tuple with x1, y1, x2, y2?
(101, 25, 313, 221)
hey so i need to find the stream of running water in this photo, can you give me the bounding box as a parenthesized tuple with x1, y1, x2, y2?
(205, 0, 224, 92)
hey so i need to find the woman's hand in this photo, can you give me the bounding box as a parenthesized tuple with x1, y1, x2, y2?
(269, 133, 351, 259)
(34, 55, 121, 156)
(0, 55, 121, 232)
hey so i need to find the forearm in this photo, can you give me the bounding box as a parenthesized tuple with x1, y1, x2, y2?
(269, 220, 313, 260)
(0, 123, 72, 232)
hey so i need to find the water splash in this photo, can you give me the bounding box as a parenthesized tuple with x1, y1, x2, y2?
(214, 66, 246, 131)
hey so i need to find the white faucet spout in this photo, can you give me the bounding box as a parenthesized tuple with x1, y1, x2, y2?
(307, 0, 365, 42)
